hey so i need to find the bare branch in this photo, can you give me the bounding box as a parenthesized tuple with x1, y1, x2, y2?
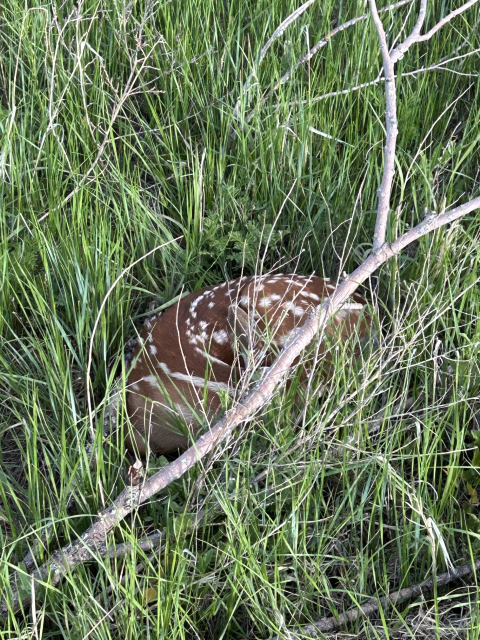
(391, 0, 428, 62)
(259, 0, 316, 66)
(416, 0, 479, 43)
(273, 46, 480, 106)
(391, 0, 479, 62)
(233, 0, 317, 122)
(244, 0, 478, 126)
(369, 0, 398, 251)
(269, 556, 480, 637)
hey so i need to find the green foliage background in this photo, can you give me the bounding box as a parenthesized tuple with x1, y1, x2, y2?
(0, 0, 480, 637)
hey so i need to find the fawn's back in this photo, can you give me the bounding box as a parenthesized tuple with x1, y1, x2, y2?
(126, 274, 371, 455)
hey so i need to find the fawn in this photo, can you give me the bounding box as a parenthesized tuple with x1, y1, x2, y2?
(125, 273, 371, 455)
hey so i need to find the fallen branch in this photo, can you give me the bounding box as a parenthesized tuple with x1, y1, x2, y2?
(2, 0, 480, 620)
(269, 556, 480, 638)
(103, 531, 164, 560)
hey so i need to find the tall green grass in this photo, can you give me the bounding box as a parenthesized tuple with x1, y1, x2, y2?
(1, 0, 480, 637)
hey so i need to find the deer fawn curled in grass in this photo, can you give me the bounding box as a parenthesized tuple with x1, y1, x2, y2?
(126, 273, 372, 456)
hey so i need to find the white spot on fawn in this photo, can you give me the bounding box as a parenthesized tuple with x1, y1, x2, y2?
(259, 294, 282, 308)
(149, 344, 158, 355)
(301, 291, 321, 302)
(213, 330, 229, 345)
(276, 332, 294, 346)
(282, 301, 308, 317)
(149, 365, 233, 394)
(194, 347, 229, 367)
(146, 374, 160, 388)
(189, 294, 205, 318)
(293, 306, 306, 317)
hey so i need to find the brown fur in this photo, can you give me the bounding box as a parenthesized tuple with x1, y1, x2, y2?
(126, 274, 372, 455)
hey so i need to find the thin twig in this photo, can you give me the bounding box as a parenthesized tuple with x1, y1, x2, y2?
(390, 0, 428, 62)
(269, 557, 480, 638)
(259, 0, 316, 66)
(271, 46, 480, 107)
(244, 0, 479, 123)
(233, 0, 324, 122)
(415, 0, 479, 45)
(277, 0, 413, 90)
(390, 0, 479, 63)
